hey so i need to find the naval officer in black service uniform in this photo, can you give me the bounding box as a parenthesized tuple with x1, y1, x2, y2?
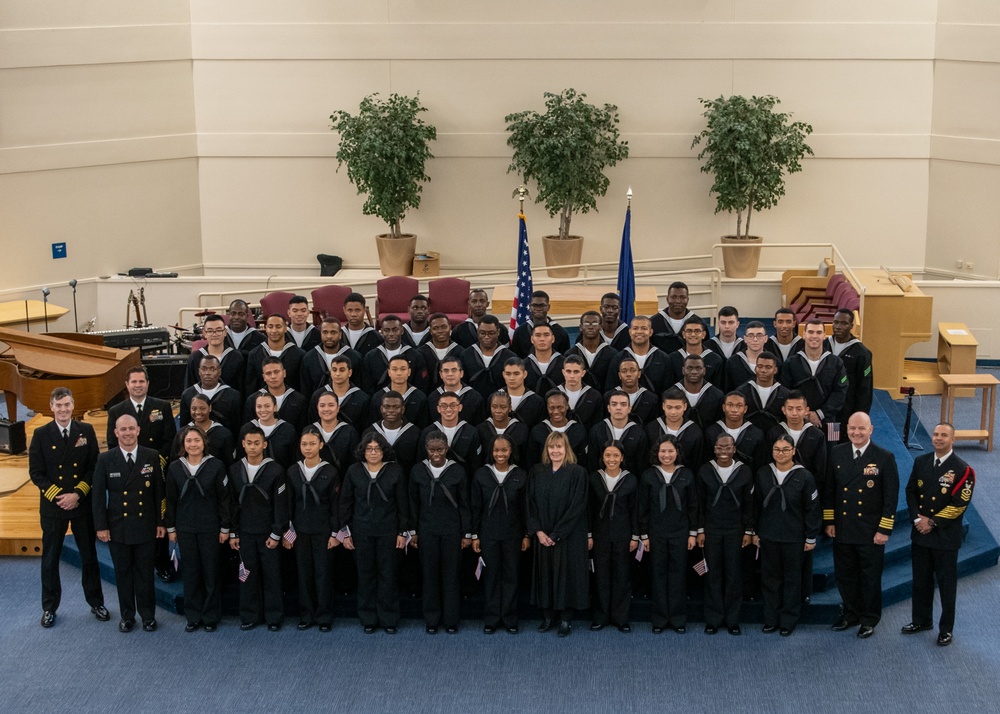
(28, 387, 107, 627)
(93, 413, 166, 632)
(826, 412, 898, 639)
(902, 422, 975, 647)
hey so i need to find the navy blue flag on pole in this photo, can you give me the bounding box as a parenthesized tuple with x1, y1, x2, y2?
(509, 213, 533, 331)
(617, 206, 636, 324)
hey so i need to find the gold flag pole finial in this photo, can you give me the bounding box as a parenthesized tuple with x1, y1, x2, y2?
(513, 184, 529, 213)
(627, 185, 633, 209)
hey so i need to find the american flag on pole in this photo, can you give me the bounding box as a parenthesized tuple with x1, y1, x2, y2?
(509, 213, 533, 331)
(693, 558, 709, 576)
(475, 556, 486, 581)
(826, 422, 841, 442)
(282, 523, 296, 545)
(238, 560, 250, 583)
(634, 538, 644, 562)
(404, 531, 413, 554)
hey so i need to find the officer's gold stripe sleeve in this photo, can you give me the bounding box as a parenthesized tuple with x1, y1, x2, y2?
(76, 482, 90, 495)
(823, 509, 834, 520)
(160, 499, 166, 519)
(936, 506, 967, 520)
(45, 485, 62, 501)
(878, 517, 894, 531)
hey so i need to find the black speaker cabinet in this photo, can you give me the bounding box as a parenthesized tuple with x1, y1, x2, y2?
(0, 419, 27, 455)
(142, 355, 188, 401)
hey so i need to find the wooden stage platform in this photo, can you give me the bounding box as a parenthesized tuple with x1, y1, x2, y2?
(0, 410, 110, 556)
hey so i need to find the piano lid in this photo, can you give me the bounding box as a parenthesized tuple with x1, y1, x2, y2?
(0, 327, 136, 378)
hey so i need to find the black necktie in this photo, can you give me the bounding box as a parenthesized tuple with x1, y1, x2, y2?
(127, 453, 135, 469)
(62, 428, 70, 445)
(854, 449, 861, 461)
(135, 403, 143, 420)
(934, 458, 941, 469)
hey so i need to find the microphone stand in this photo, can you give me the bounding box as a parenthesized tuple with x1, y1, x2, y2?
(69, 279, 79, 332)
(41, 288, 50, 333)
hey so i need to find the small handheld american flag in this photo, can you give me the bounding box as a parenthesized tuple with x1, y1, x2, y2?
(238, 560, 250, 583)
(169, 542, 180, 570)
(282, 524, 296, 545)
(693, 558, 708, 576)
(634, 539, 644, 562)
(475, 556, 486, 581)
(404, 532, 413, 554)
(826, 422, 841, 442)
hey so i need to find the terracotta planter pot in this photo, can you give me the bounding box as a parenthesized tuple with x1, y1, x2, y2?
(541, 235, 584, 278)
(375, 234, 418, 276)
(721, 235, 763, 278)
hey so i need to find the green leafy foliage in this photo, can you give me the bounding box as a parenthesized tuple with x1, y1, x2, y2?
(692, 95, 813, 239)
(505, 89, 630, 240)
(330, 93, 437, 239)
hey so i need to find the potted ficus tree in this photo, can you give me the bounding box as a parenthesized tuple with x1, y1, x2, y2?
(505, 89, 630, 278)
(692, 94, 813, 278)
(330, 92, 437, 276)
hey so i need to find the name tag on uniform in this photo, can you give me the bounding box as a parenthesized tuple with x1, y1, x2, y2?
(110, 472, 122, 479)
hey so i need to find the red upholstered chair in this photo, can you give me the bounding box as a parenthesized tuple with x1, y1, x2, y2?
(791, 273, 847, 321)
(428, 278, 472, 326)
(190, 338, 208, 352)
(377, 276, 419, 322)
(311, 285, 353, 324)
(259, 291, 296, 320)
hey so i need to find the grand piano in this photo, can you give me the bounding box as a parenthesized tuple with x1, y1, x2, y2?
(0, 328, 140, 416)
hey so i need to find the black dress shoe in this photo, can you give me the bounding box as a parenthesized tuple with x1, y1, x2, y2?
(537, 619, 553, 633)
(557, 621, 572, 637)
(40, 611, 56, 628)
(857, 625, 875, 639)
(91, 606, 110, 622)
(204, 624, 217, 633)
(670, 624, 686, 634)
(937, 632, 953, 647)
(267, 623, 281, 632)
(762, 625, 778, 634)
(483, 625, 497, 635)
(142, 619, 157, 632)
(617, 624, 631, 633)
(589, 622, 604, 631)
(831, 618, 859, 632)
(446, 626, 458, 634)
(506, 625, 519, 635)
(704, 625, 718, 635)
(652, 626, 664, 634)
(426, 625, 438, 635)
(727, 625, 742, 636)
(901, 622, 933, 634)
(802, 596, 811, 605)
(384, 626, 397, 635)
(296, 621, 313, 631)
(119, 619, 134, 633)
(156, 568, 175, 583)
(185, 622, 200, 633)
(240, 622, 257, 631)
(364, 625, 377, 634)
(779, 627, 793, 637)
(318, 624, 332, 633)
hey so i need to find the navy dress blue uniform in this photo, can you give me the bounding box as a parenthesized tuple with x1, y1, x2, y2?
(511, 320, 570, 359)
(561, 385, 604, 431)
(564, 344, 618, 392)
(471, 464, 528, 629)
(477, 420, 531, 470)
(638, 465, 698, 630)
(825, 336, 874, 427)
(589, 470, 639, 628)
(460, 345, 516, 401)
(409, 460, 471, 629)
(905, 452, 975, 635)
(308, 385, 369, 428)
(28, 419, 104, 616)
(587, 420, 650, 474)
(779, 352, 848, 430)
(165, 456, 231, 627)
(229, 458, 287, 627)
(107, 397, 177, 468)
(696, 461, 755, 628)
(185, 347, 245, 395)
(754, 464, 822, 631)
(178, 384, 242, 434)
(245, 343, 305, 394)
(737, 382, 790, 435)
(286, 460, 342, 627)
(92, 446, 165, 625)
(340, 462, 409, 630)
(825, 441, 899, 627)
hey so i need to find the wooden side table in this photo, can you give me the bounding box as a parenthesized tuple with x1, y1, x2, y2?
(939, 373, 998, 451)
